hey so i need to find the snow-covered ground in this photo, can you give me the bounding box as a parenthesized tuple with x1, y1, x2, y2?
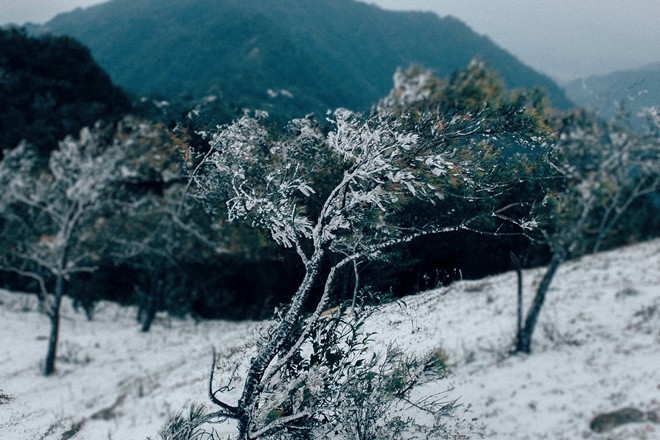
(1, 239, 658, 439)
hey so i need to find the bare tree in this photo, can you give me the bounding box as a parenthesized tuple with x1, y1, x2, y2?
(190, 68, 543, 437)
(515, 107, 659, 353)
(0, 126, 126, 375)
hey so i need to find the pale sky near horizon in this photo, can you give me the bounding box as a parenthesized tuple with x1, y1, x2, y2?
(1, 0, 659, 82)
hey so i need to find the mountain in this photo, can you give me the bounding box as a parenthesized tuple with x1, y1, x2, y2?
(0, 27, 130, 155)
(41, 0, 572, 122)
(564, 63, 660, 120)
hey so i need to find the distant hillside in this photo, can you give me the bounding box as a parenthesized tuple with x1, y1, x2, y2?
(564, 63, 660, 120)
(0, 27, 130, 155)
(41, 0, 572, 123)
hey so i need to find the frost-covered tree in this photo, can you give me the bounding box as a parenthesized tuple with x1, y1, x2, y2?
(372, 63, 554, 292)
(100, 117, 224, 331)
(113, 182, 225, 331)
(0, 127, 127, 375)
(189, 67, 545, 438)
(514, 107, 660, 353)
(589, 107, 660, 252)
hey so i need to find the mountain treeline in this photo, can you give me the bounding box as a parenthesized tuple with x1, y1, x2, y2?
(0, 27, 130, 157)
(564, 62, 660, 122)
(40, 0, 572, 125)
(1, 43, 656, 325)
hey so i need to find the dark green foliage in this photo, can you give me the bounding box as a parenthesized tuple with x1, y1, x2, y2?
(186, 255, 304, 320)
(42, 0, 571, 127)
(0, 27, 130, 156)
(357, 64, 557, 294)
(158, 403, 217, 440)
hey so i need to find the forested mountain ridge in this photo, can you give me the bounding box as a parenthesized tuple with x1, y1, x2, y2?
(0, 27, 130, 154)
(41, 0, 572, 122)
(564, 62, 660, 119)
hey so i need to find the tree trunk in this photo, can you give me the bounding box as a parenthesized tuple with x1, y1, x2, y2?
(142, 273, 156, 333)
(510, 253, 523, 350)
(44, 272, 64, 376)
(141, 260, 166, 333)
(515, 249, 565, 354)
(236, 252, 323, 439)
(140, 293, 158, 333)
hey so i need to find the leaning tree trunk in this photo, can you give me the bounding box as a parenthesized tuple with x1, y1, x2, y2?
(515, 249, 566, 354)
(235, 251, 324, 439)
(516, 198, 593, 354)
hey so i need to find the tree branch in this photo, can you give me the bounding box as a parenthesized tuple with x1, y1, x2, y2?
(248, 410, 312, 439)
(208, 347, 238, 416)
(262, 255, 351, 385)
(0, 264, 49, 300)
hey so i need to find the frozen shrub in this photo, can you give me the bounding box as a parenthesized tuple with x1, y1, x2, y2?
(158, 404, 218, 440)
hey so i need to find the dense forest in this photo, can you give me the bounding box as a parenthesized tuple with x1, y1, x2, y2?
(0, 28, 130, 157)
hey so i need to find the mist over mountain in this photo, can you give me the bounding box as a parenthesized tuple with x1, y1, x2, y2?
(564, 63, 660, 120)
(41, 0, 571, 121)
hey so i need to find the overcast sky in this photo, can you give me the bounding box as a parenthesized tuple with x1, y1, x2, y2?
(2, 0, 659, 82)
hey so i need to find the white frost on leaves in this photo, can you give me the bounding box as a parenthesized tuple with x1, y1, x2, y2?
(198, 108, 482, 251)
(519, 218, 539, 230)
(202, 113, 321, 247)
(0, 122, 130, 278)
(383, 65, 433, 108)
(421, 153, 453, 177)
(638, 106, 659, 128)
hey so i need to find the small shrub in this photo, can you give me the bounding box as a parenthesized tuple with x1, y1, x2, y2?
(58, 341, 92, 365)
(159, 403, 217, 440)
(248, 308, 464, 439)
(60, 420, 84, 440)
(423, 346, 450, 379)
(0, 390, 13, 405)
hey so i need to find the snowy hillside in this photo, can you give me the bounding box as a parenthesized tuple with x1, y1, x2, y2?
(1, 239, 659, 439)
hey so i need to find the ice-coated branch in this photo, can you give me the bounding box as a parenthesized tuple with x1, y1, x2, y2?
(261, 255, 351, 386)
(0, 264, 49, 302)
(248, 411, 312, 439)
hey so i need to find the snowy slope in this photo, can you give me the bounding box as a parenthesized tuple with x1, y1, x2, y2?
(367, 238, 660, 439)
(1, 239, 658, 439)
